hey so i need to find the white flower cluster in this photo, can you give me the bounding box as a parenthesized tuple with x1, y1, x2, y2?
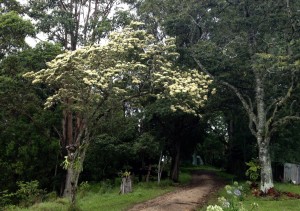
(206, 205, 223, 211)
(207, 182, 259, 211)
(24, 22, 214, 117)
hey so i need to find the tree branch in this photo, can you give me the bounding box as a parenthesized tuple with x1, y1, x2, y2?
(59, 0, 68, 12)
(192, 56, 258, 132)
(270, 115, 300, 135)
(266, 73, 295, 131)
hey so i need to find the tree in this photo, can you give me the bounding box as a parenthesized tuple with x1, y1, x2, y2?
(25, 22, 213, 203)
(25, 0, 134, 50)
(191, 0, 300, 193)
(137, 0, 300, 193)
(24, 0, 135, 195)
(0, 42, 62, 193)
(0, 11, 35, 59)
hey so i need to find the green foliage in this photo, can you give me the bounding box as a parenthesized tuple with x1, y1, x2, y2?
(15, 181, 45, 207)
(133, 132, 160, 160)
(271, 122, 300, 164)
(23, 24, 214, 200)
(119, 170, 131, 178)
(0, 42, 62, 192)
(9, 179, 176, 211)
(77, 182, 91, 198)
(0, 190, 16, 208)
(0, 11, 35, 58)
(61, 156, 83, 172)
(245, 160, 261, 182)
(0, 0, 23, 13)
(61, 156, 71, 170)
(0, 181, 45, 208)
(25, 0, 136, 48)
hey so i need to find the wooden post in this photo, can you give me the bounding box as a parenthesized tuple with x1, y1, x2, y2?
(120, 175, 132, 194)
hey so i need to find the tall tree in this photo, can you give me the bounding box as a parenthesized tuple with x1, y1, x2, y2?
(0, 11, 35, 59)
(26, 0, 133, 50)
(25, 23, 214, 203)
(24, 0, 135, 196)
(137, 0, 300, 193)
(0, 42, 62, 192)
(192, 0, 300, 193)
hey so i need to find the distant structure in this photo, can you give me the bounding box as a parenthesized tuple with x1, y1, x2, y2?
(192, 153, 204, 166)
(284, 163, 300, 184)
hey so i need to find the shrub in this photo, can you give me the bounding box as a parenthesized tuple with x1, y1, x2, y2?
(77, 181, 91, 198)
(16, 180, 45, 207)
(245, 159, 260, 182)
(0, 190, 16, 207)
(98, 180, 114, 194)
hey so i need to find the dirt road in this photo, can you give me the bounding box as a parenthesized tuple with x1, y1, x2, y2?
(127, 170, 224, 211)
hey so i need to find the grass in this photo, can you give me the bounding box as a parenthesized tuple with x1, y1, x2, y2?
(182, 165, 236, 181)
(4, 183, 174, 211)
(243, 195, 300, 211)
(243, 183, 300, 211)
(10, 166, 300, 211)
(3, 171, 194, 211)
(190, 166, 300, 211)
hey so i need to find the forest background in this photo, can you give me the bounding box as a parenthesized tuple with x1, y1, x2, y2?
(1, 0, 300, 206)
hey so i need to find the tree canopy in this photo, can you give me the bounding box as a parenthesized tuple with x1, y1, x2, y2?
(1, 0, 300, 208)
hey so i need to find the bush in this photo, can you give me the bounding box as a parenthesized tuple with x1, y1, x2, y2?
(77, 181, 91, 198)
(16, 180, 45, 207)
(44, 191, 58, 202)
(0, 180, 46, 208)
(98, 180, 114, 194)
(0, 190, 16, 207)
(245, 159, 260, 182)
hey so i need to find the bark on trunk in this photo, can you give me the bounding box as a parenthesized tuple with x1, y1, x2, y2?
(146, 165, 152, 182)
(157, 152, 164, 184)
(62, 105, 74, 197)
(258, 139, 273, 193)
(255, 71, 274, 193)
(63, 166, 80, 203)
(170, 141, 180, 182)
(63, 127, 89, 203)
(63, 168, 73, 198)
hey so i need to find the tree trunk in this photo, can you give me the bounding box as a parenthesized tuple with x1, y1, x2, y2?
(170, 141, 181, 182)
(63, 166, 80, 204)
(63, 134, 89, 204)
(146, 165, 152, 182)
(157, 152, 163, 184)
(63, 168, 73, 198)
(258, 138, 274, 193)
(120, 176, 132, 194)
(62, 105, 74, 197)
(255, 70, 274, 193)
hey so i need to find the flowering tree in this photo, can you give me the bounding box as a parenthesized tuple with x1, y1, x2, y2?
(25, 22, 213, 204)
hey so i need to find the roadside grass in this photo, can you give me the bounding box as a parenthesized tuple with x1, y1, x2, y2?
(4, 182, 174, 211)
(192, 166, 300, 211)
(3, 170, 194, 211)
(181, 165, 236, 181)
(243, 195, 300, 211)
(78, 184, 173, 211)
(243, 183, 300, 211)
(199, 180, 300, 211)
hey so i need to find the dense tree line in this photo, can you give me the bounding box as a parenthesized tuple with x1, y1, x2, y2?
(1, 0, 300, 207)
